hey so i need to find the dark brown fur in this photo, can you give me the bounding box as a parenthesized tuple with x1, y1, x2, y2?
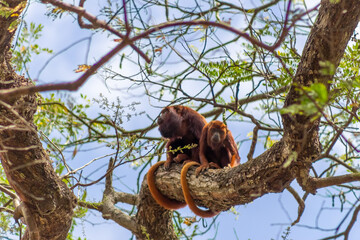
(147, 106, 207, 210)
(157, 105, 207, 168)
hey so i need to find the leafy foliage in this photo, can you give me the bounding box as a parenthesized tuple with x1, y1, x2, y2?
(198, 60, 254, 85)
(281, 83, 328, 117)
(12, 22, 53, 73)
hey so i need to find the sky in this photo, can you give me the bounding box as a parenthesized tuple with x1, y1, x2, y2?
(7, 0, 360, 239)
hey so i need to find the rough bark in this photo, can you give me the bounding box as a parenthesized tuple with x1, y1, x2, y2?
(135, 180, 179, 240)
(0, 1, 75, 239)
(136, 1, 360, 239)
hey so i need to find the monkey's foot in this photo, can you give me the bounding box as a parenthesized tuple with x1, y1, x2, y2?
(195, 164, 209, 176)
(208, 162, 221, 169)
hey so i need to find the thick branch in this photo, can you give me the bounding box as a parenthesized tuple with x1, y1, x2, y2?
(99, 158, 137, 233)
(145, 140, 293, 213)
(102, 195, 137, 232)
(135, 179, 179, 240)
(114, 192, 139, 205)
(284, 0, 360, 117)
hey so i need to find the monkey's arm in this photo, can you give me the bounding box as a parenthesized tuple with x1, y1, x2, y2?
(196, 124, 211, 176)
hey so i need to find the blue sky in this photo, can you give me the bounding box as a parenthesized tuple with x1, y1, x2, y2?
(11, 0, 360, 239)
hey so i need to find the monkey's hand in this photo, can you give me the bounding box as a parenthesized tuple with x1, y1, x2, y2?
(195, 163, 209, 176)
(195, 162, 221, 176)
(173, 153, 190, 163)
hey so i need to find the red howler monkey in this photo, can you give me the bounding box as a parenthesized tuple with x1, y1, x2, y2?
(197, 120, 240, 174)
(181, 120, 240, 217)
(147, 105, 207, 210)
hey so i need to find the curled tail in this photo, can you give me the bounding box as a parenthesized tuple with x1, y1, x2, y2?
(147, 161, 186, 210)
(180, 161, 219, 218)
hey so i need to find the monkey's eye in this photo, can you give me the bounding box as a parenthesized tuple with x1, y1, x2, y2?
(209, 129, 217, 135)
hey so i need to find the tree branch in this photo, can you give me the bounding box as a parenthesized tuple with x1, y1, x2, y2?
(286, 186, 305, 225)
(114, 192, 138, 205)
(0, 40, 128, 100)
(0, 2, 316, 100)
(99, 158, 138, 233)
(41, 0, 150, 63)
(314, 173, 360, 189)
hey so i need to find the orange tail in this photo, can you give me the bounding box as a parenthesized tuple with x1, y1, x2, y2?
(181, 161, 219, 218)
(147, 161, 186, 210)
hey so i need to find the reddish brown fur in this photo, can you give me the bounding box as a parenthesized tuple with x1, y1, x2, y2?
(181, 120, 240, 217)
(147, 106, 207, 210)
(197, 120, 240, 175)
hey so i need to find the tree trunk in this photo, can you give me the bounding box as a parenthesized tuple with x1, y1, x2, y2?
(0, 1, 75, 239)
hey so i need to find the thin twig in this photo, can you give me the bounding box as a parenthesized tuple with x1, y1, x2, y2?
(40, 130, 71, 173)
(286, 186, 305, 225)
(247, 126, 258, 161)
(62, 153, 115, 179)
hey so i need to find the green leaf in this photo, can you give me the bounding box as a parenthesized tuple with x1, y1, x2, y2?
(311, 83, 328, 104)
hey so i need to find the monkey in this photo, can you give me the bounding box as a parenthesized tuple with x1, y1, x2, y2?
(147, 105, 207, 210)
(157, 105, 207, 169)
(197, 120, 240, 175)
(180, 120, 240, 217)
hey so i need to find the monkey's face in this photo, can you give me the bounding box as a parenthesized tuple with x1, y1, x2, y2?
(207, 121, 227, 150)
(158, 107, 186, 138)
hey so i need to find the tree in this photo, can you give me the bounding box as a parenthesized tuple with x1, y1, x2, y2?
(1, 0, 360, 239)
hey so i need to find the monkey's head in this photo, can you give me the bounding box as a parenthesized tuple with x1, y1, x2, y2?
(207, 120, 227, 150)
(158, 106, 187, 139)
